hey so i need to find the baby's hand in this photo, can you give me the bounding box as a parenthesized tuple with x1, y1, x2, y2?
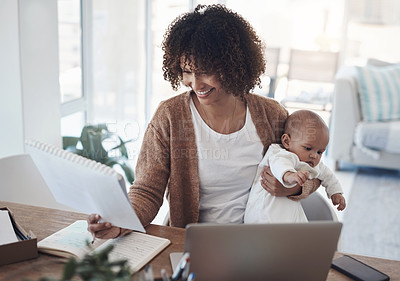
(283, 171, 309, 186)
(331, 193, 346, 211)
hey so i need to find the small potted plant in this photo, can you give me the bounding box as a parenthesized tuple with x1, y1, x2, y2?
(63, 124, 135, 184)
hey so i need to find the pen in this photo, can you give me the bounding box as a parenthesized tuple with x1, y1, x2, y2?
(91, 214, 100, 244)
(171, 252, 190, 281)
(182, 258, 190, 281)
(144, 264, 154, 281)
(160, 268, 171, 281)
(187, 272, 195, 281)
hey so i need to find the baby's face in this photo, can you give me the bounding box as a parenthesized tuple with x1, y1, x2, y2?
(283, 126, 329, 168)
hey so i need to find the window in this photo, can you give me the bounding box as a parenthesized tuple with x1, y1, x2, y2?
(60, 0, 192, 164)
(226, 0, 344, 111)
(58, 0, 86, 137)
(58, 0, 147, 162)
(60, 111, 86, 137)
(344, 0, 400, 65)
(58, 0, 83, 104)
(148, 0, 189, 119)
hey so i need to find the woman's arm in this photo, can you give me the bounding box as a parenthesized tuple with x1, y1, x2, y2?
(260, 166, 320, 199)
(88, 105, 172, 239)
(128, 122, 171, 227)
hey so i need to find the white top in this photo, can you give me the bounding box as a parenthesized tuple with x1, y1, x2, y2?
(190, 98, 263, 223)
(265, 144, 343, 198)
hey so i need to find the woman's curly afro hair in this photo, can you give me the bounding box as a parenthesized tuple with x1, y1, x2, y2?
(162, 4, 266, 99)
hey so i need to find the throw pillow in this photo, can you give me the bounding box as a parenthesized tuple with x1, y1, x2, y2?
(356, 64, 400, 122)
(366, 58, 399, 67)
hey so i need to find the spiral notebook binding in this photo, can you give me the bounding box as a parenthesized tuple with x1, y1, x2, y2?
(25, 139, 123, 180)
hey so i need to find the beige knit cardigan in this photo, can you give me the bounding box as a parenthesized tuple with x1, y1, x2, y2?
(128, 91, 294, 228)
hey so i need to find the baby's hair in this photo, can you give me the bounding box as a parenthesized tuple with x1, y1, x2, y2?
(284, 110, 328, 141)
(162, 4, 266, 99)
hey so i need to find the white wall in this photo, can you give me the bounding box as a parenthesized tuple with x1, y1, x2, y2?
(0, 0, 61, 159)
(0, 154, 76, 211)
(19, 0, 62, 148)
(0, 0, 25, 158)
(0, 0, 64, 210)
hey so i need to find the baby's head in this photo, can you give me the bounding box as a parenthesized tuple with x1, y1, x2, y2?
(281, 110, 329, 167)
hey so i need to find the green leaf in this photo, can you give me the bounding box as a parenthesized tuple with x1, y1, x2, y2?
(30, 247, 133, 281)
(62, 136, 80, 149)
(105, 158, 135, 184)
(61, 258, 77, 280)
(62, 123, 135, 184)
(97, 244, 115, 261)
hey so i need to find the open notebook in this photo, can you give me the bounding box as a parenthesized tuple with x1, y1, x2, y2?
(25, 139, 144, 232)
(38, 220, 170, 273)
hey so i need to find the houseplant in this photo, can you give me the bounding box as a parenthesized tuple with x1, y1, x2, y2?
(63, 124, 135, 184)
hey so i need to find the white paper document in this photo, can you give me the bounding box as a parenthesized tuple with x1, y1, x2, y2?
(25, 140, 145, 232)
(0, 210, 19, 245)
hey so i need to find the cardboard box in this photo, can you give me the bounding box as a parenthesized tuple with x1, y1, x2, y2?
(0, 207, 37, 266)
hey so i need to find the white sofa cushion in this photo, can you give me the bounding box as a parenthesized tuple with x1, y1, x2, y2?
(354, 121, 400, 159)
(356, 64, 400, 122)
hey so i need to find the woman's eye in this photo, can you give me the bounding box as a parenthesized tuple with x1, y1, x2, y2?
(304, 147, 311, 151)
(317, 151, 323, 155)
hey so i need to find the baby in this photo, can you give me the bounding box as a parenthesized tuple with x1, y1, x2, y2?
(244, 110, 346, 223)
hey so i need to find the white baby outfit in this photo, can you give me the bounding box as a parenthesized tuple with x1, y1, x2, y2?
(244, 144, 343, 223)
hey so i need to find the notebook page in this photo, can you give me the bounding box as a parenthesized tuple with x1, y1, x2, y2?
(94, 232, 171, 272)
(37, 220, 106, 258)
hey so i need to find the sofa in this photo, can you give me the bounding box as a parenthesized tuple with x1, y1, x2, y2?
(328, 61, 400, 171)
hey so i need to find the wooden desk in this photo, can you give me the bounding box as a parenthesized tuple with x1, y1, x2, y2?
(0, 201, 184, 281)
(1, 201, 399, 281)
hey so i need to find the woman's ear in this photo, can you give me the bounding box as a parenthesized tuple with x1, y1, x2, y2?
(281, 133, 290, 149)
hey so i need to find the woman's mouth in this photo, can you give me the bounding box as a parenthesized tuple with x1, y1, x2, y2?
(196, 88, 214, 97)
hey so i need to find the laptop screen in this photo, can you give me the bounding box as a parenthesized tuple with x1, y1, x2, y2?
(184, 222, 342, 281)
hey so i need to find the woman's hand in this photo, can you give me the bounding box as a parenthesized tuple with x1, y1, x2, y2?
(260, 166, 301, 197)
(87, 214, 121, 240)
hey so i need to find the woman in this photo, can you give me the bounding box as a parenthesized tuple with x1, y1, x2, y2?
(88, 4, 318, 239)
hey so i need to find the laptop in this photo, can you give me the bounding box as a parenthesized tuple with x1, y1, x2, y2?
(173, 222, 342, 281)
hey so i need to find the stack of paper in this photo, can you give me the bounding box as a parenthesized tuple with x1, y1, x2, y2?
(0, 210, 19, 245)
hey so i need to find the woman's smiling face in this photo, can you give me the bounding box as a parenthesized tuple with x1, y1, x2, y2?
(181, 58, 230, 105)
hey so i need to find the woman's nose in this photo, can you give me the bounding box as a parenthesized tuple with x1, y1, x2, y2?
(187, 74, 202, 90)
